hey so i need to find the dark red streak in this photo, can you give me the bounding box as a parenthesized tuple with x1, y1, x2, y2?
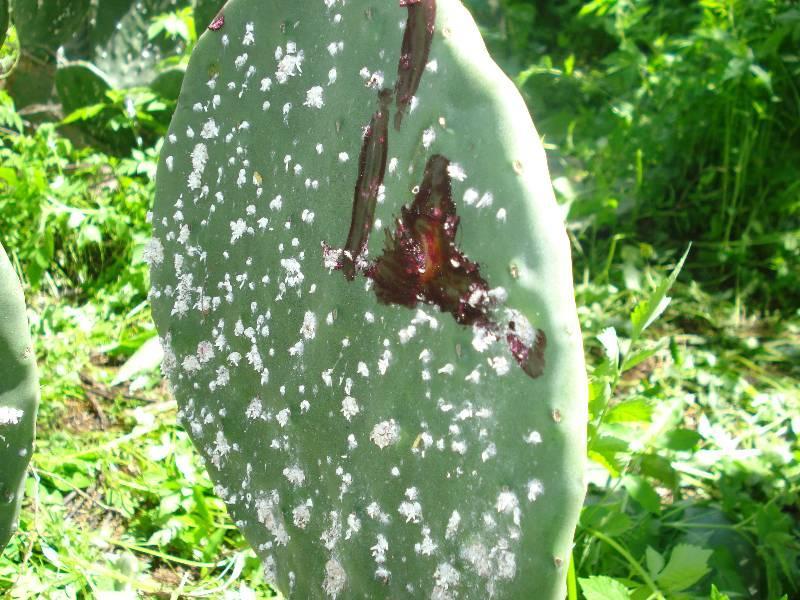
(340, 89, 392, 280)
(395, 0, 436, 130)
(508, 327, 547, 379)
(208, 14, 225, 31)
(368, 155, 491, 326)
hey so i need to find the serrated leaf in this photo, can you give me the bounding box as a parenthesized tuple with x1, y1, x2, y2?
(622, 474, 661, 515)
(630, 246, 690, 340)
(597, 326, 620, 366)
(579, 576, 631, 600)
(607, 398, 653, 424)
(646, 546, 665, 578)
(663, 428, 702, 451)
(656, 544, 713, 592)
(710, 585, 731, 600)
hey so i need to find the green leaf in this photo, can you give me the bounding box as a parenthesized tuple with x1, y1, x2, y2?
(656, 544, 713, 592)
(630, 246, 690, 341)
(622, 475, 661, 515)
(646, 546, 665, 578)
(710, 585, 731, 600)
(606, 398, 653, 424)
(579, 575, 631, 600)
(663, 428, 702, 451)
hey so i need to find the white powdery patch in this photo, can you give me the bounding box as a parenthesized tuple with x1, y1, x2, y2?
(293, 501, 312, 529)
(341, 396, 360, 421)
(196, 340, 215, 364)
(345, 513, 361, 539)
(323, 559, 346, 598)
(415, 527, 438, 556)
(447, 162, 467, 181)
(243, 22, 255, 45)
(371, 534, 388, 563)
(398, 500, 423, 523)
(276, 408, 291, 427)
(275, 43, 305, 84)
(280, 258, 304, 288)
(210, 430, 232, 468)
(283, 465, 306, 486)
(143, 238, 164, 267)
(422, 127, 436, 149)
(445, 511, 461, 540)
(246, 397, 264, 420)
(188, 143, 208, 190)
(488, 356, 510, 376)
(300, 311, 317, 340)
(370, 420, 399, 449)
(338, 152, 349, 163)
(304, 86, 325, 109)
(496, 491, 520, 518)
(200, 118, 219, 139)
(477, 191, 494, 209)
(256, 491, 289, 546)
(378, 349, 392, 375)
(463, 189, 480, 208)
(182, 355, 201, 373)
(230, 218, 248, 244)
(527, 479, 544, 502)
(524, 430, 543, 445)
(0, 406, 24, 425)
(472, 326, 498, 353)
(432, 563, 460, 600)
(496, 208, 508, 222)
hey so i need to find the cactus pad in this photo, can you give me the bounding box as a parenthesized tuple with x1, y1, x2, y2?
(0, 244, 38, 554)
(149, 0, 586, 597)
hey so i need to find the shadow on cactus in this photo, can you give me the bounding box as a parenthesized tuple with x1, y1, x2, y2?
(0, 243, 39, 555)
(149, 0, 586, 597)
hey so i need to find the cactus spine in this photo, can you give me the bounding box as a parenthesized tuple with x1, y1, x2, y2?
(149, 0, 586, 597)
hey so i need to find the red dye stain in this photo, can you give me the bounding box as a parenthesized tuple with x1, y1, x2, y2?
(368, 155, 491, 326)
(507, 326, 547, 379)
(208, 14, 225, 31)
(395, 0, 436, 130)
(340, 89, 392, 280)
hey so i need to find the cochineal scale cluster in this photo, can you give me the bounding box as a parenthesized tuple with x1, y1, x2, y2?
(148, 0, 586, 598)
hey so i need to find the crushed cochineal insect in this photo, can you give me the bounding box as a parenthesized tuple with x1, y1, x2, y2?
(340, 89, 392, 280)
(395, 0, 436, 129)
(368, 155, 491, 327)
(208, 14, 225, 31)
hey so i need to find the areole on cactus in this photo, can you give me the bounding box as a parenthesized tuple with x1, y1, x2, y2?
(0, 243, 39, 554)
(149, 0, 587, 597)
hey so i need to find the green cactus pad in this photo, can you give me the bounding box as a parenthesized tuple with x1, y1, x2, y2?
(0, 244, 39, 554)
(55, 62, 113, 116)
(149, 1, 586, 597)
(11, 0, 192, 109)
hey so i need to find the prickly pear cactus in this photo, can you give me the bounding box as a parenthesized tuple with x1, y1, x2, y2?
(0, 244, 38, 554)
(10, 0, 191, 108)
(149, 1, 586, 598)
